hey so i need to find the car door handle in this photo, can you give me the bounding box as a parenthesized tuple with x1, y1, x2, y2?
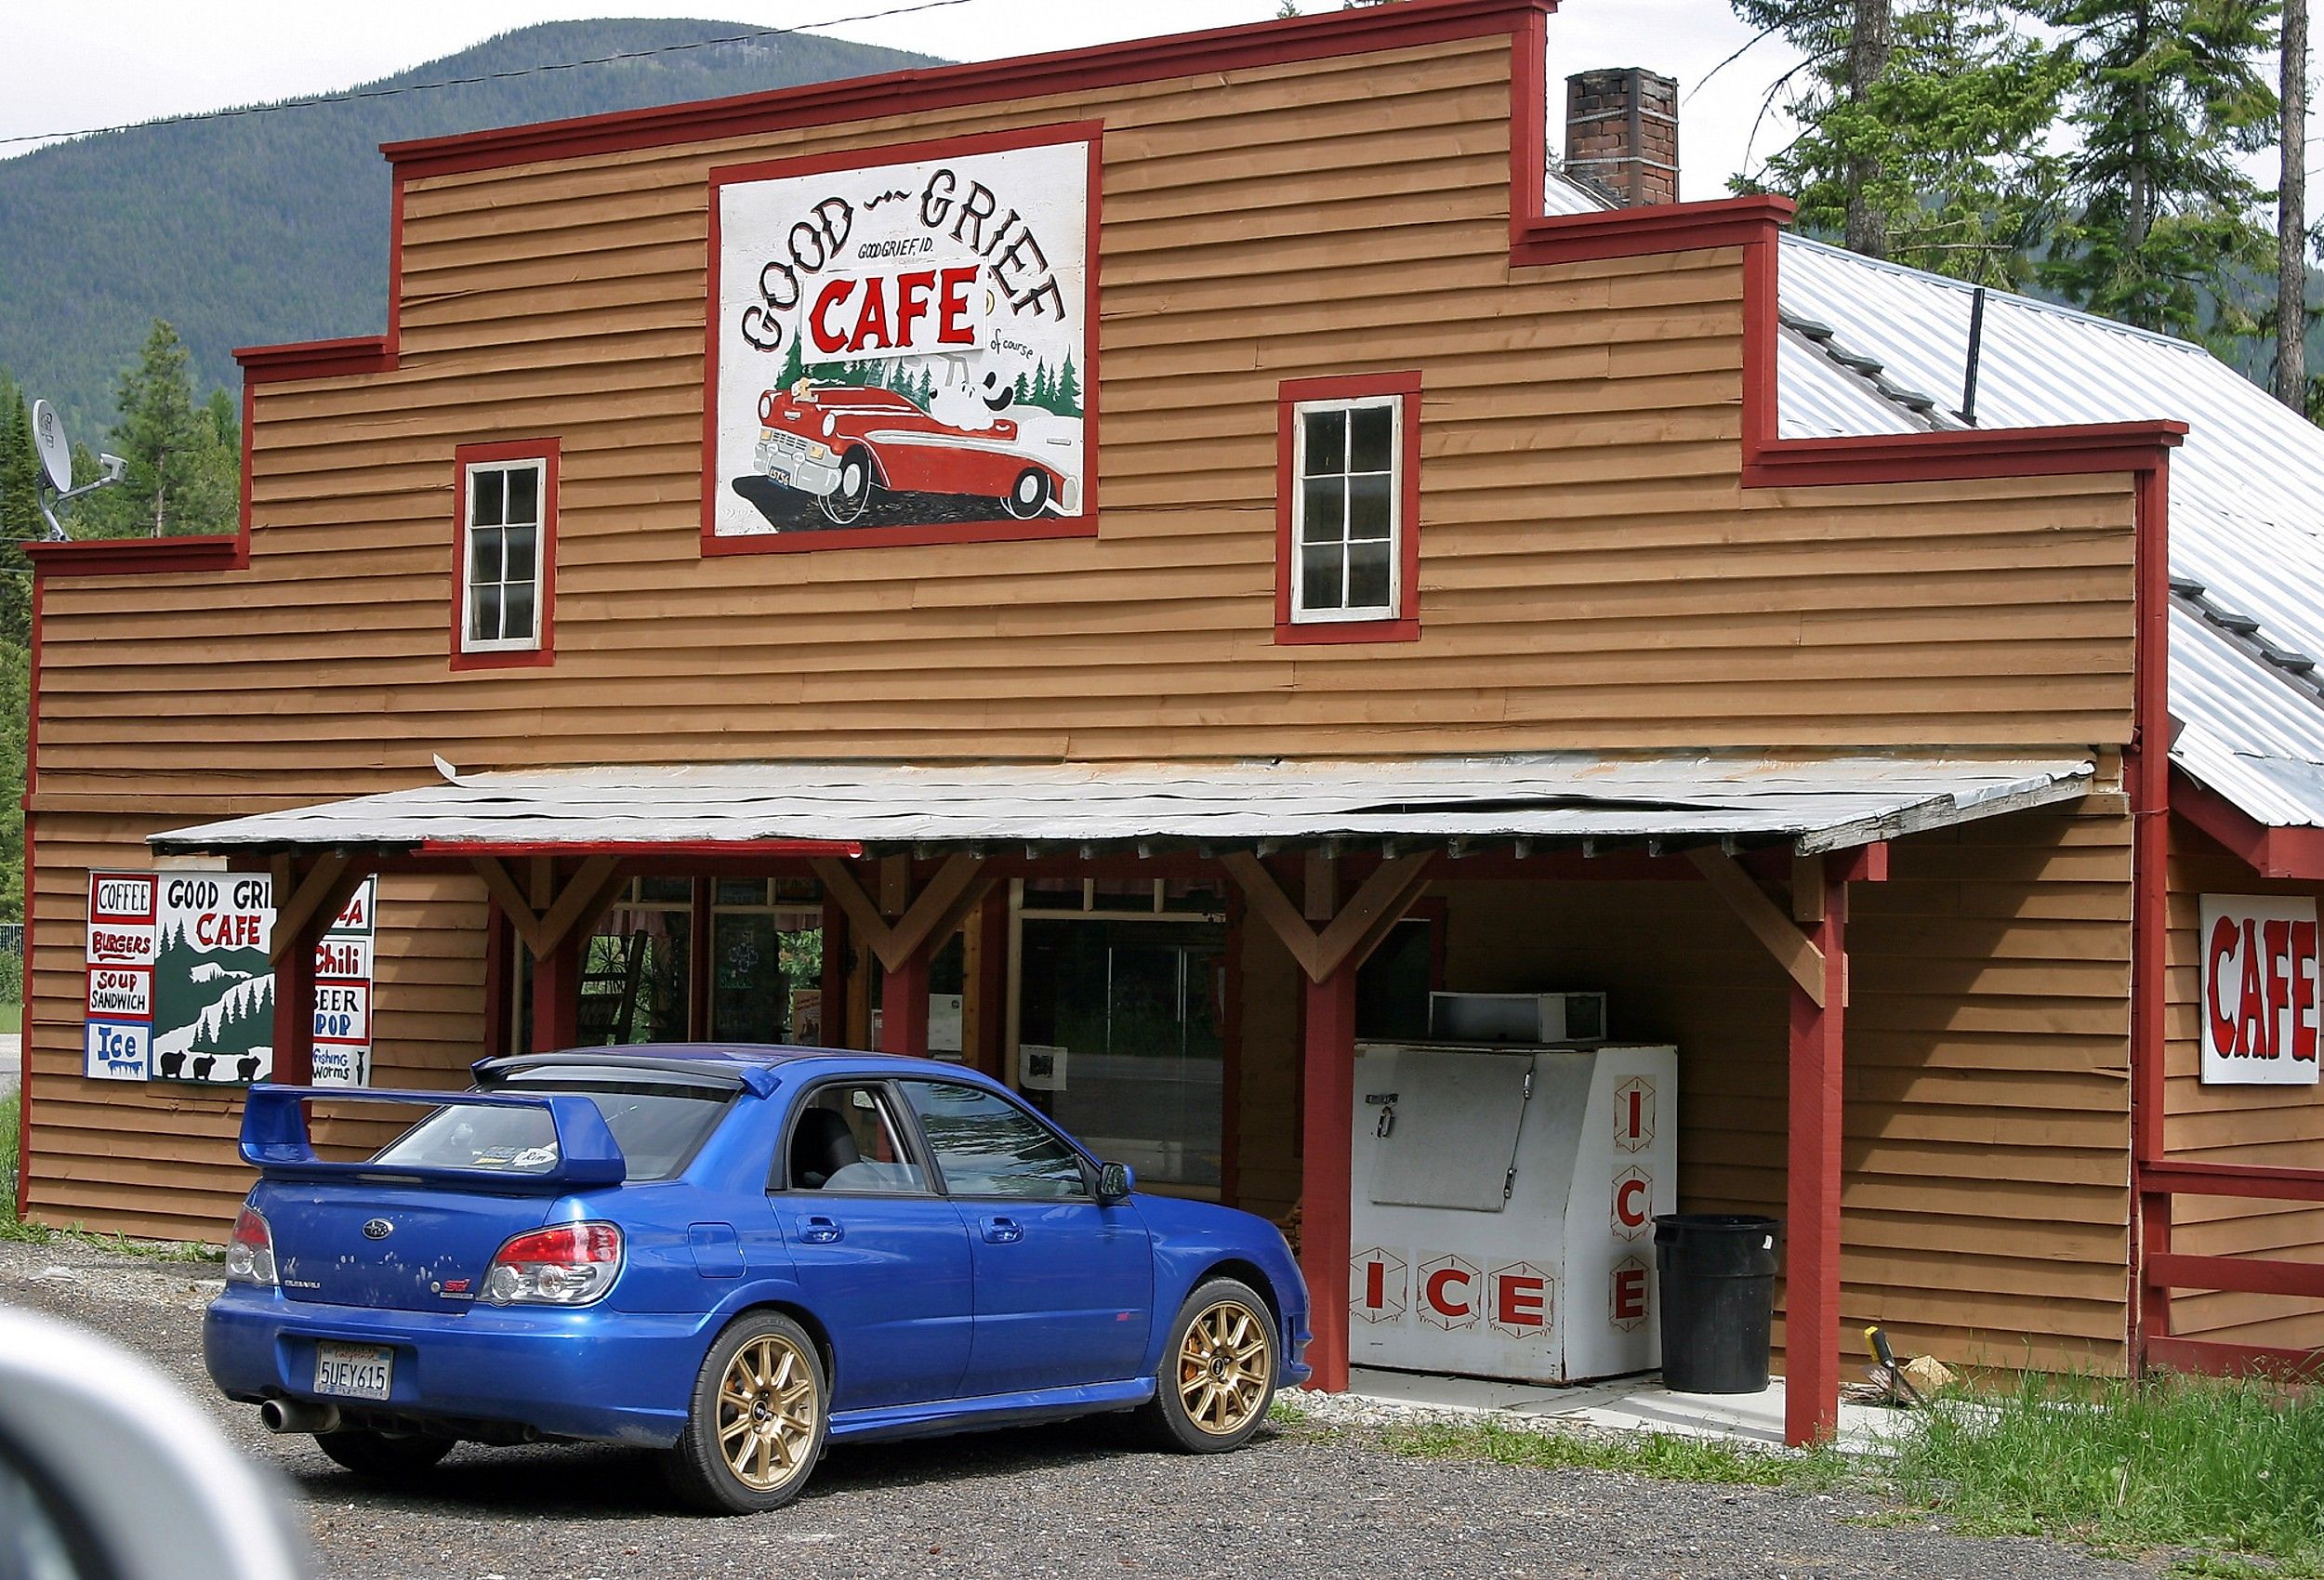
(982, 1217, 1023, 1244)
(799, 1216, 843, 1245)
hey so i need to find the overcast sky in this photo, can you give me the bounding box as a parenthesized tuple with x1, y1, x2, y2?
(0, 0, 1808, 202)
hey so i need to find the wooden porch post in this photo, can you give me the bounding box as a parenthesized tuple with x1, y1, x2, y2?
(1300, 962, 1359, 1393)
(880, 955, 931, 1057)
(1784, 871, 1847, 1447)
(533, 929, 582, 1052)
(269, 917, 320, 1085)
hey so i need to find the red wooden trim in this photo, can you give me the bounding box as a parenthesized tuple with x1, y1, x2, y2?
(2145, 1335, 2324, 1379)
(481, 900, 510, 1061)
(386, 0, 1552, 178)
(2130, 462, 2174, 1366)
(533, 925, 582, 1051)
(1297, 962, 1358, 1392)
(821, 893, 850, 1049)
(13, 812, 31, 1218)
(879, 952, 931, 1057)
(1219, 887, 1245, 1206)
(972, 892, 1008, 1078)
(450, 439, 559, 673)
(1784, 870, 1846, 1447)
(416, 838, 861, 859)
(232, 336, 394, 385)
(1274, 372, 1424, 645)
(2148, 1251, 2324, 1300)
(700, 124, 1103, 560)
(689, 880, 713, 1042)
(1512, 193, 1797, 267)
(1746, 422, 2187, 489)
(269, 902, 318, 1086)
(2172, 769, 2324, 879)
(2143, 1159, 2324, 1203)
(23, 537, 246, 576)
(1506, 7, 1549, 246)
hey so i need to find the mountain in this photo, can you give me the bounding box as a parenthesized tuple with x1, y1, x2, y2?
(0, 20, 935, 437)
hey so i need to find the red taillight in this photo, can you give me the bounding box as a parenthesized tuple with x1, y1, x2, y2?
(224, 1205, 276, 1287)
(482, 1221, 622, 1307)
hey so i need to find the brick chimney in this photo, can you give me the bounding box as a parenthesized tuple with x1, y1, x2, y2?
(1563, 68, 1679, 207)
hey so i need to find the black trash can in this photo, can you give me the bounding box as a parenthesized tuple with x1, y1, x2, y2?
(1652, 1213, 1781, 1394)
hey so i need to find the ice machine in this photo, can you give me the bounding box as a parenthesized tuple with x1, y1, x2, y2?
(1348, 1039, 1678, 1384)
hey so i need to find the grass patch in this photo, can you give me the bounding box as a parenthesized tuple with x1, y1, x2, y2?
(0, 1002, 20, 1034)
(1, 1089, 16, 1220)
(1379, 1415, 1858, 1492)
(1893, 1370, 2324, 1575)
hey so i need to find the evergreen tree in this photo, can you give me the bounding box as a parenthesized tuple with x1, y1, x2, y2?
(1052, 354, 1082, 417)
(1032, 361, 1053, 411)
(74, 321, 240, 540)
(1734, 0, 2070, 285)
(777, 335, 806, 391)
(2037, 0, 2279, 340)
(2277, 0, 2308, 406)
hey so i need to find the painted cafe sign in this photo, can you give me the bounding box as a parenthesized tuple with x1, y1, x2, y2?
(706, 125, 1096, 548)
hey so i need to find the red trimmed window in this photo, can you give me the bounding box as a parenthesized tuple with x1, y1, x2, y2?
(1274, 373, 1421, 643)
(452, 440, 557, 668)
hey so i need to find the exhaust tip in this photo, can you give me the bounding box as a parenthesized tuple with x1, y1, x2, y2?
(258, 1399, 340, 1435)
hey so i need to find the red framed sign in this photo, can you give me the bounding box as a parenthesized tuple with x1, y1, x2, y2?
(704, 123, 1102, 555)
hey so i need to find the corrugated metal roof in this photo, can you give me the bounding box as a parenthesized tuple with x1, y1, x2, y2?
(150, 754, 2094, 859)
(1776, 233, 2324, 827)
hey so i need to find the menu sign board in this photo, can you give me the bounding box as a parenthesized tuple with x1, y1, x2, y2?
(84, 871, 378, 1087)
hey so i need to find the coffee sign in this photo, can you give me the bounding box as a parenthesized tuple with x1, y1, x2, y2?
(2199, 894, 2324, 1086)
(706, 127, 1094, 546)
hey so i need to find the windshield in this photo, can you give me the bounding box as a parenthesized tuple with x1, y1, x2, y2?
(371, 1079, 733, 1181)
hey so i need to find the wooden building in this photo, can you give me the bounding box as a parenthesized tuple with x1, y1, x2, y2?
(19, 0, 2324, 1445)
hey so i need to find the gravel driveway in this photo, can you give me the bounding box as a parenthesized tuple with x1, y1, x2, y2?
(0, 1241, 2156, 1580)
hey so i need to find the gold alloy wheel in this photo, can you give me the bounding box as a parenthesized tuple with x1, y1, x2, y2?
(1177, 1298, 1271, 1436)
(715, 1333, 818, 1491)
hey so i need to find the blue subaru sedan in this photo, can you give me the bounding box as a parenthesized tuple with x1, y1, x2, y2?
(205, 1047, 1311, 1513)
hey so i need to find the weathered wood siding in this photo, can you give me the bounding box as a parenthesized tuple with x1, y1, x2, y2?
(2160, 818, 2324, 1350)
(1231, 801, 2135, 1372)
(26, 30, 2142, 1239)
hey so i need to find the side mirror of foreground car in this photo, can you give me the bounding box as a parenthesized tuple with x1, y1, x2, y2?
(1097, 1161, 1136, 1204)
(0, 1304, 311, 1580)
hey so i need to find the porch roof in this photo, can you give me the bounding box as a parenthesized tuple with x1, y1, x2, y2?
(149, 752, 2096, 861)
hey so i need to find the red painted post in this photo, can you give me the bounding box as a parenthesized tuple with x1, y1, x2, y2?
(880, 954, 931, 1057)
(270, 916, 319, 1086)
(1299, 963, 1358, 1392)
(532, 932, 580, 1052)
(1784, 875, 1847, 1447)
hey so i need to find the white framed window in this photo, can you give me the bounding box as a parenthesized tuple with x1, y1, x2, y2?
(1290, 395, 1403, 623)
(455, 445, 555, 664)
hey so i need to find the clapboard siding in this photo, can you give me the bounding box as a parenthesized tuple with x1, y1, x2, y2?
(1227, 803, 2135, 1374)
(26, 30, 2140, 1242)
(2160, 818, 2324, 1350)
(23, 812, 489, 1240)
(30, 33, 2137, 788)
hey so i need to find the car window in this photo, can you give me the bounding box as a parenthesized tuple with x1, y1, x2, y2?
(786, 1084, 927, 1193)
(374, 1082, 731, 1181)
(899, 1081, 1088, 1200)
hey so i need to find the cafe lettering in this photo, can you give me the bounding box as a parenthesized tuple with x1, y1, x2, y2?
(2200, 895, 2324, 1086)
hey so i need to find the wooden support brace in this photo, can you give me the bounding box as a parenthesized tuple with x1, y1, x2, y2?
(268, 854, 359, 965)
(810, 854, 993, 972)
(1222, 851, 1435, 983)
(469, 855, 626, 961)
(1686, 848, 1826, 1007)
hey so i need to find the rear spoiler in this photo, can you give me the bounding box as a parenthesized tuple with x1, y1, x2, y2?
(239, 1085, 627, 1193)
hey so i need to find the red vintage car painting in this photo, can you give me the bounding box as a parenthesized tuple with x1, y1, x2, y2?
(747, 381, 1078, 528)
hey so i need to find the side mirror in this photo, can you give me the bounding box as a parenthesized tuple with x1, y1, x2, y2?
(1097, 1161, 1135, 1204)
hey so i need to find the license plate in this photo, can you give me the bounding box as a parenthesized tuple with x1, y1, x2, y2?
(313, 1341, 393, 1401)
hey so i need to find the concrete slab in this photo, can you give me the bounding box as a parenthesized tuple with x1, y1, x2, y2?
(0, 1034, 18, 1100)
(1345, 1365, 1905, 1455)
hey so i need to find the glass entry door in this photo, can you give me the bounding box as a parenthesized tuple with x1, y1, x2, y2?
(1016, 914, 1224, 1191)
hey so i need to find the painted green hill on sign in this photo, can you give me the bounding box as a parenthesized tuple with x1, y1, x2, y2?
(0, 20, 936, 437)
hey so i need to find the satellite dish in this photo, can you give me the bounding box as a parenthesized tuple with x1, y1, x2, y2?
(27, 400, 72, 493)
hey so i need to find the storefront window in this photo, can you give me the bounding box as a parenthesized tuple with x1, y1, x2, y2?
(1016, 914, 1223, 1190)
(581, 895, 691, 1045)
(710, 893, 824, 1044)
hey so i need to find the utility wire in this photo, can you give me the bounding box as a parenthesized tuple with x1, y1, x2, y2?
(0, 0, 978, 151)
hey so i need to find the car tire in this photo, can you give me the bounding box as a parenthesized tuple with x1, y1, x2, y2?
(1002, 467, 1051, 520)
(819, 447, 875, 525)
(314, 1429, 455, 1480)
(664, 1310, 829, 1515)
(1136, 1276, 1278, 1454)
